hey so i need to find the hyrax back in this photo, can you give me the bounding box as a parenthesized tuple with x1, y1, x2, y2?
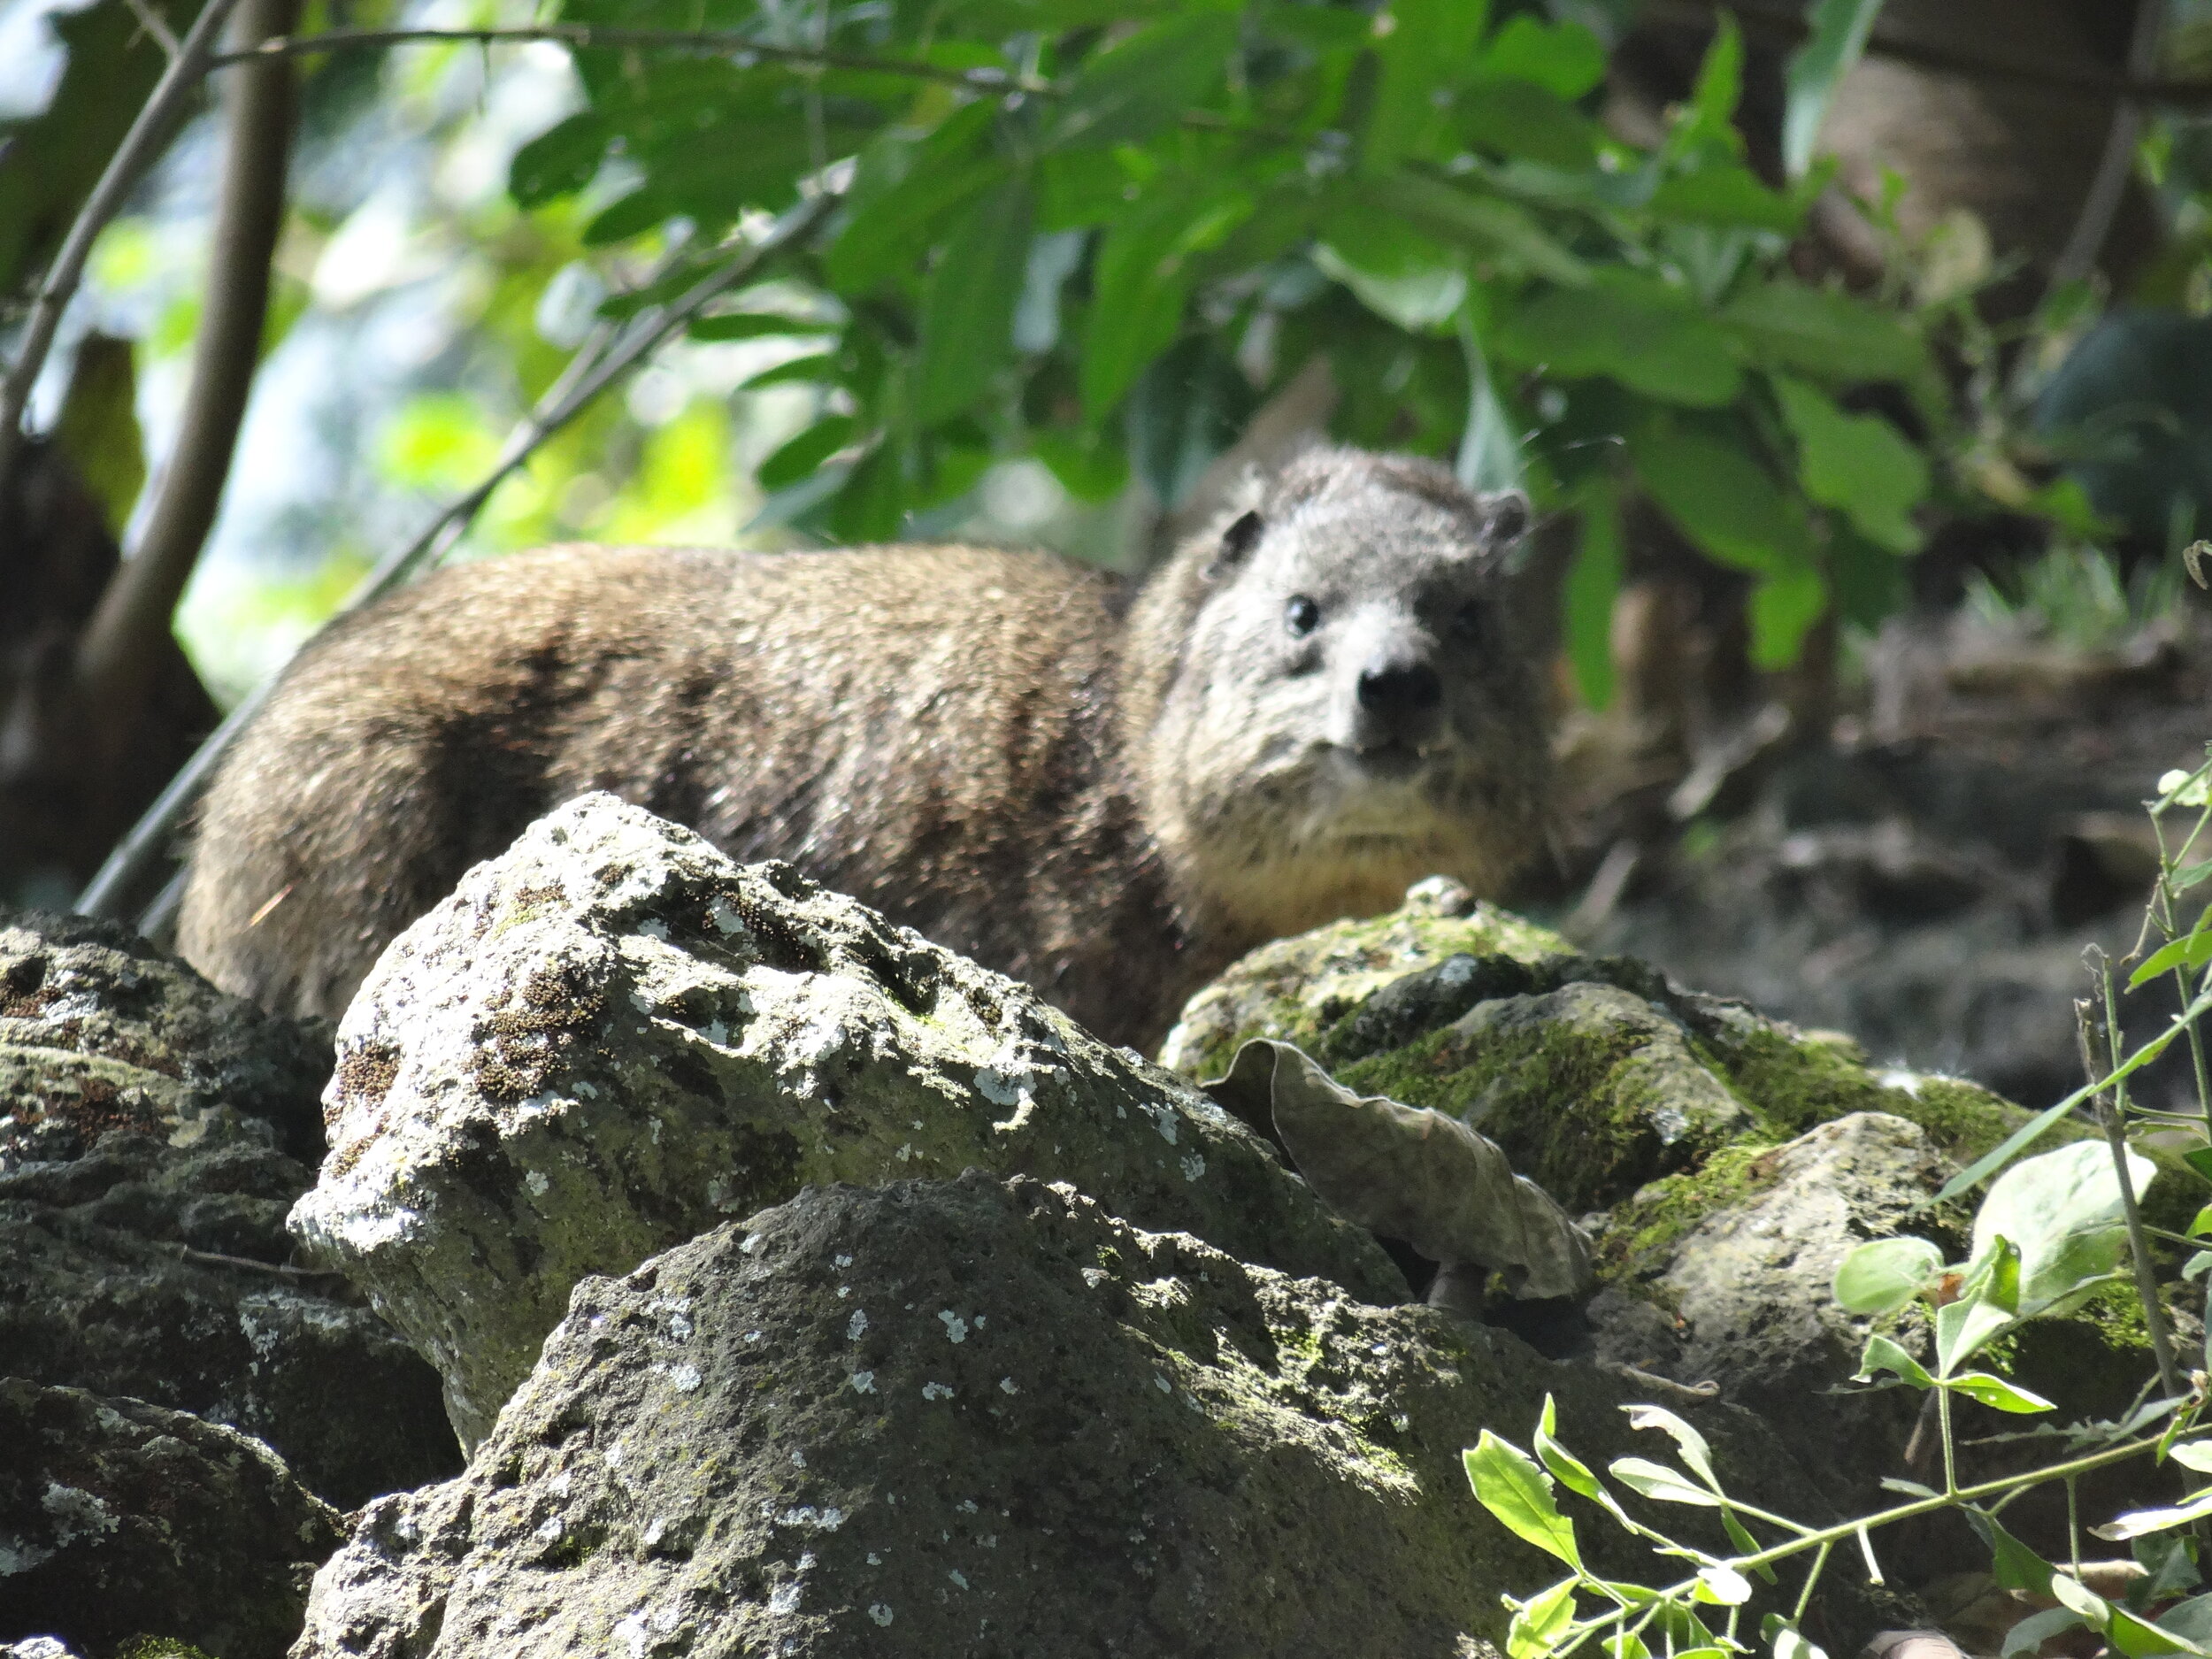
(178, 447, 1550, 1050)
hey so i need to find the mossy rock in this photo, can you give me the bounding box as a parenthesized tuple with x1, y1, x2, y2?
(1156, 877, 1569, 1079)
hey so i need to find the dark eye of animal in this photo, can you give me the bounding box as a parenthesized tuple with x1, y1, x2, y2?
(1285, 595, 1321, 637)
(1451, 599, 1486, 643)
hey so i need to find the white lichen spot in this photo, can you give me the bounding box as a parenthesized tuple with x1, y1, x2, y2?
(574, 1079, 599, 1100)
(526, 1169, 550, 1197)
(649, 1117, 663, 1145)
(707, 895, 745, 935)
(998, 1376, 1018, 1395)
(767, 1582, 802, 1615)
(836, 1285, 850, 1299)
(921, 1381, 955, 1401)
(550, 1471, 572, 1498)
(534, 1516, 564, 1544)
(612, 1610, 651, 1659)
(972, 1315, 986, 1328)
(667, 1363, 702, 1393)
(851, 1371, 876, 1394)
(790, 1448, 806, 1468)
(666, 1309, 694, 1341)
(746, 1330, 764, 1344)
(866, 1551, 881, 1565)
(1392, 1413, 1411, 1432)
(1147, 1103, 1179, 1145)
(895, 1142, 913, 1163)
(867, 1604, 894, 1627)
(957, 1500, 979, 1513)
(702, 1018, 729, 1047)
(834, 1254, 854, 1268)
(847, 1310, 868, 1340)
(1080, 1268, 1109, 1289)
(1153, 1374, 1171, 1394)
(739, 1232, 764, 1255)
(775, 1505, 844, 1532)
(981, 1534, 998, 1549)
(41, 1483, 116, 1548)
(636, 918, 671, 941)
(938, 1310, 968, 1343)
(641, 1515, 668, 1548)
(949, 1570, 970, 1590)
(1179, 1154, 1204, 1182)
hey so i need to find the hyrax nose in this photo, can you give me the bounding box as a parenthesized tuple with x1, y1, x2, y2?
(1356, 657, 1442, 734)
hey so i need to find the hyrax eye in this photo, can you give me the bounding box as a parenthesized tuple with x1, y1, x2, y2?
(1285, 595, 1321, 638)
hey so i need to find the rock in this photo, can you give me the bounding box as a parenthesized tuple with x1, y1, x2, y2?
(0, 1378, 342, 1659)
(292, 795, 1402, 1447)
(0, 1120, 459, 1509)
(1588, 1112, 1946, 1504)
(294, 1173, 1879, 1659)
(0, 913, 456, 1509)
(1156, 876, 1570, 1078)
(0, 912, 328, 1170)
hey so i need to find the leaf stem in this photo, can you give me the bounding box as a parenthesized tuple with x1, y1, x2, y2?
(2095, 955, 2187, 1402)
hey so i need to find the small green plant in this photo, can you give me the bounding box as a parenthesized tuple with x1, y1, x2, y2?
(1466, 750, 2212, 1659)
(1962, 543, 2184, 653)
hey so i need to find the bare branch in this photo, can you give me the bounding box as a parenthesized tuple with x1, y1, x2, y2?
(74, 0, 303, 762)
(211, 23, 1050, 94)
(76, 190, 840, 919)
(0, 0, 252, 490)
(2050, 0, 2170, 290)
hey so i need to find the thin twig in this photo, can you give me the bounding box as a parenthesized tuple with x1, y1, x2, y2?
(75, 190, 839, 919)
(209, 23, 1049, 92)
(0, 0, 253, 488)
(123, 0, 182, 61)
(2085, 964, 2187, 1402)
(2049, 0, 2169, 292)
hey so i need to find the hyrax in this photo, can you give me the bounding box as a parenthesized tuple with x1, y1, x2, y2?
(177, 446, 1551, 1050)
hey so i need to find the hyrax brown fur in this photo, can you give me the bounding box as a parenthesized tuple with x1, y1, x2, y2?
(177, 446, 1552, 1050)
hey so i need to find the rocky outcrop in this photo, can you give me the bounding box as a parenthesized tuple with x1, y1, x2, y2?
(0, 1379, 342, 1659)
(0, 911, 458, 1509)
(294, 1172, 1877, 1659)
(292, 795, 1402, 1447)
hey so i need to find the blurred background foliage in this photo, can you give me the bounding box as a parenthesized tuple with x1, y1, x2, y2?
(5, 0, 2212, 718)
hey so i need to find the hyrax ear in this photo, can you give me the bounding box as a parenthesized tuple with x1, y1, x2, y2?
(1202, 509, 1266, 580)
(1477, 489, 1531, 548)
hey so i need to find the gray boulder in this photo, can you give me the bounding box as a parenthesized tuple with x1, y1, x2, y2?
(292, 795, 1402, 1447)
(295, 1172, 1877, 1659)
(0, 1378, 342, 1659)
(0, 912, 458, 1508)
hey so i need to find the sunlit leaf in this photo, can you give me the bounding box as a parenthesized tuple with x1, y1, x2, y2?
(1782, 0, 1886, 178)
(1970, 1141, 2158, 1318)
(1833, 1236, 1944, 1314)
(2092, 1489, 2212, 1541)
(1944, 1371, 2055, 1414)
(1854, 1333, 1934, 1389)
(1621, 1404, 1720, 1490)
(1608, 1455, 1719, 1507)
(1465, 1432, 1582, 1564)
(1507, 1578, 1578, 1659)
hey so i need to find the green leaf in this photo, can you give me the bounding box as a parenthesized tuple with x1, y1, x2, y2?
(1695, 1565, 1754, 1606)
(1771, 373, 1928, 552)
(757, 417, 860, 492)
(2109, 1606, 2212, 1659)
(1081, 187, 1253, 419)
(2131, 926, 2212, 988)
(1497, 269, 1740, 406)
(1783, 0, 1887, 178)
(1935, 1237, 2021, 1374)
(1563, 477, 1623, 709)
(1833, 1235, 1944, 1313)
(1749, 566, 1830, 669)
(2092, 1489, 2212, 1541)
(2171, 1438, 2212, 1471)
(2186, 1147, 2212, 1186)
(741, 355, 839, 391)
(1464, 1432, 1582, 1565)
(1314, 211, 1466, 330)
(1456, 304, 1523, 494)
(1048, 13, 1237, 150)
(687, 312, 836, 342)
(1854, 1332, 1934, 1389)
(1721, 280, 1928, 382)
(1631, 427, 1815, 574)
(1621, 1404, 1720, 1490)
(1692, 12, 1744, 127)
(1945, 1371, 2056, 1414)
(827, 106, 1002, 294)
(1649, 161, 1803, 234)
(1608, 1455, 1720, 1507)
(1971, 1140, 2159, 1317)
(913, 173, 1037, 423)
(1507, 1578, 1578, 1659)
(1365, 0, 1491, 171)
(1769, 1618, 1828, 1659)
(1454, 79, 1599, 171)
(2002, 1607, 2085, 1659)
(510, 111, 611, 209)
(1369, 173, 1591, 288)
(2050, 1573, 2113, 1626)
(1475, 16, 1607, 99)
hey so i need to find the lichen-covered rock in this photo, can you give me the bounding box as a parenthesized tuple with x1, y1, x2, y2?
(1156, 876, 1570, 1078)
(0, 914, 456, 1509)
(0, 912, 328, 1169)
(293, 1173, 1878, 1659)
(0, 1121, 458, 1509)
(292, 795, 1402, 1447)
(0, 1379, 342, 1659)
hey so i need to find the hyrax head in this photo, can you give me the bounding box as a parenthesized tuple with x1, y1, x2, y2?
(1125, 446, 1553, 941)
